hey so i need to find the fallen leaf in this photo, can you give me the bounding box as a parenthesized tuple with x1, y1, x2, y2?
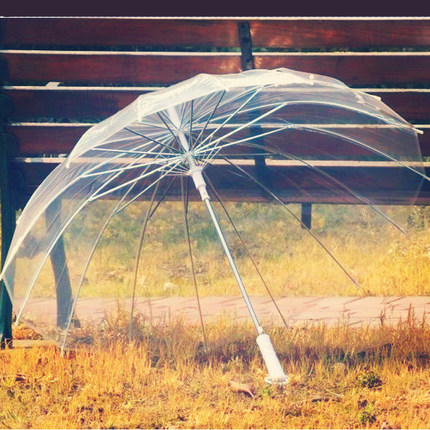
(228, 379, 254, 398)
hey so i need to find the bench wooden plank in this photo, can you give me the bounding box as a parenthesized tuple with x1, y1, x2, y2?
(11, 159, 430, 205)
(3, 87, 147, 119)
(369, 91, 430, 122)
(6, 123, 430, 157)
(4, 87, 430, 123)
(2, 51, 430, 86)
(2, 18, 430, 50)
(250, 18, 430, 49)
(5, 124, 89, 154)
(0, 51, 242, 85)
(254, 53, 430, 86)
(0, 18, 241, 47)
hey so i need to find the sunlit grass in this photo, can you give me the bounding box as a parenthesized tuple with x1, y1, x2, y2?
(3, 202, 430, 428)
(12, 202, 430, 299)
(64, 225, 430, 298)
(2, 312, 430, 429)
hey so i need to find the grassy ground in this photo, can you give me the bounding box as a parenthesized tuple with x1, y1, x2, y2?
(14, 202, 430, 300)
(2, 203, 430, 428)
(2, 312, 430, 429)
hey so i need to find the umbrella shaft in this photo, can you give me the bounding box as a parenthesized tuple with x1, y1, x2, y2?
(202, 197, 263, 335)
(178, 123, 263, 333)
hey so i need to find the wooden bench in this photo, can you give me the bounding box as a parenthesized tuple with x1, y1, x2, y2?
(1, 17, 430, 343)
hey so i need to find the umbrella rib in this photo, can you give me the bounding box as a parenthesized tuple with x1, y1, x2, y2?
(156, 111, 183, 151)
(82, 156, 183, 179)
(189, 100, 194, 149)
(193, 90, 227, 147)
(181, 176, 208, 350)
(196, 125, 424, 228)
(202, 97, 416, 133)
(2, 148, 145, 271)
(124, 126, 177, 154)
(84, 145, 174, 209)
(195, 96, 420, 166)
(301, 125, 429, 183)
(15, 159, 170, 324)
(88, 158, 183, 201)
(241, 141, 406, 233)
(60, 178, 143, 352)
(195, 101, 289, 156)
(85, 160, 155, 198)
(129, 180, 161, 340)
(15, 197, 96, 324)
(91, 146, 178, 157)
(82, 145, 179, 179)
(128, 175, 178, 331)
(196, 125, 288, 167)
(114, 171, 178, 216)
(221, 156, 359, 287)
(194, 87, 262, 152)
(76, 140, 163, 175)
(204, 174, 290, 330)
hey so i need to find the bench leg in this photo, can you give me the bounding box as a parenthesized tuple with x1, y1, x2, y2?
(0, 279, 13, 348)
(301, 203, 312, 230)
(45, 201, 73, 329)
(0, 139, 16, 348)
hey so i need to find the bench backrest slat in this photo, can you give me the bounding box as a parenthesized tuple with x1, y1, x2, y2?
(3, 18, 430, 49)
(0, 18, 241, 47)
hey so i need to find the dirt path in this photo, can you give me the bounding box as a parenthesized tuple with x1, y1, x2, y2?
(20, 295, 430, 327)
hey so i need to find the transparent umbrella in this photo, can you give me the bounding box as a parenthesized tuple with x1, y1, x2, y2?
(0, 68, 426, 384)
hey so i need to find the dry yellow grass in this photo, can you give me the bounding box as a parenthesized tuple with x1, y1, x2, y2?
(9, 203, 430, 300)
(26, 210, 430, 300)
(2, 204, 430, 428)
(2, 312, 430, 429)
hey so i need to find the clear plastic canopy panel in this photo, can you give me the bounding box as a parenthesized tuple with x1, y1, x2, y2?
(0, 68, 425, 349)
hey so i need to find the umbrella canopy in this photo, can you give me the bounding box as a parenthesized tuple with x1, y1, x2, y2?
(0, 68, 426, 382)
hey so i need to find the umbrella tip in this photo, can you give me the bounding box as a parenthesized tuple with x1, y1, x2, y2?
(264, 375, 290, 386)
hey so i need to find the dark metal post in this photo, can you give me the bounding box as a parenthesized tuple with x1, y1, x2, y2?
(238, 21, 255, 71)
(238, 22, 272, 195)
(301, 202, 312, 229)
(45, 200, 73, 328)
(0, 128, 16, 347)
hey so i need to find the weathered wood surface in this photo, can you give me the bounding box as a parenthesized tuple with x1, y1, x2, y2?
(1, 17, 429, 205)
(6, 123, 430, 157)
(2, 18, 430, 48)
(0, 18, 242, 47)
(1, 51, 429, 86)
(4, 87, 430, 122)
(11, 158, 430, 205)
(0, 51, 242, 85)
(250, 19, 430, 48)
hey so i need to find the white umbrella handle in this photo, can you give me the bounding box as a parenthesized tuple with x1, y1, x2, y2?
(257, 333, 288, 384)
